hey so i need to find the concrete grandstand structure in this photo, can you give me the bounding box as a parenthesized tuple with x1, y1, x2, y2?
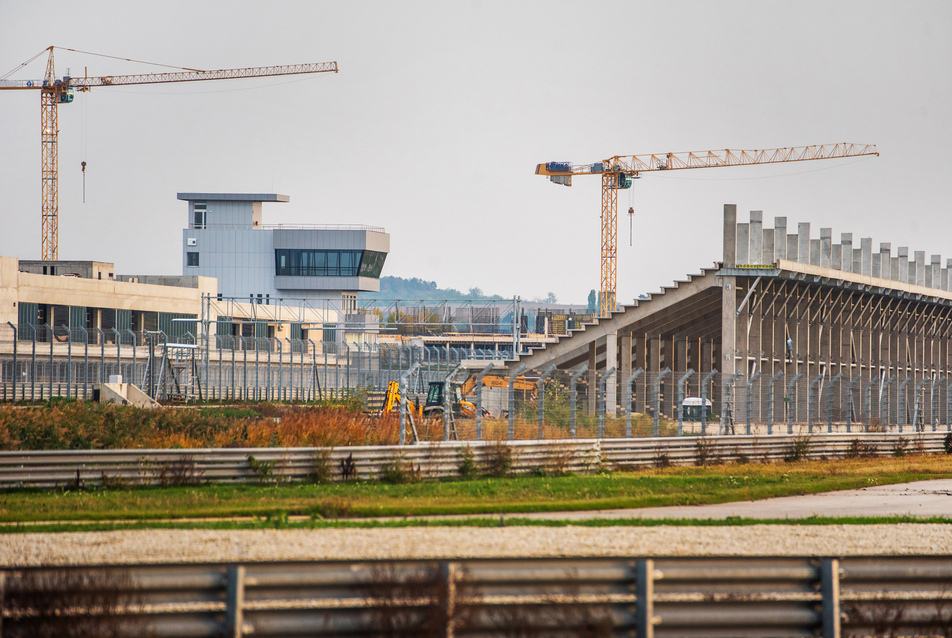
(505, 205, 952, 429)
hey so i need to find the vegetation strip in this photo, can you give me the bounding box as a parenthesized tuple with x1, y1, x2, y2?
(2, 456, 950, 527)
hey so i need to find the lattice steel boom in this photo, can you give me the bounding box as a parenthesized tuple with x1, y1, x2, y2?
(535, 144, 879, 317)
(0, 47, 339, 260)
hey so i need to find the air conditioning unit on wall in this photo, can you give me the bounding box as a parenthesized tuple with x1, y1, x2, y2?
(187, 238, 197, 246)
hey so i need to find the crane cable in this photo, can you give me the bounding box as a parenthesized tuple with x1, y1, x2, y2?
(627, 184, 635, 247)
(81, 83, 88, 203)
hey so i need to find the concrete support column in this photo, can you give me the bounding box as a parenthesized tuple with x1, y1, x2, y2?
(787, 233, 798, 264)
(587, 341, 597, 416)
(810, 238, 821, 266)
(798, 223, 811, 264)
(763, 228, 775, 266)
(604, 332, 617, 417)
(774, 217, 787, 261)
(862, 238, 873, 277)
(723, 204, 737, 268)
(635, 334, 648, 413)
(620, 333, 633, 413)
(915, 251, 926, 287)
(841, 234, 853, 274)
(749, 211, 763, 265)
(736, 223, 749, 265)
(899, 247, 909, 284)
(879, 243, 892, 276)
(820, 228, 832, 269)
(721, 277, 737, 378)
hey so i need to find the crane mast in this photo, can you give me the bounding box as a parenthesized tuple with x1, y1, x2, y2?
(0, 46, 339, 261)
(536, 143, 879, 317)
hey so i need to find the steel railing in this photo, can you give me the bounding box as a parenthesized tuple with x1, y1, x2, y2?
(0, 432, 947, 489)
(3, 555, 952, 637)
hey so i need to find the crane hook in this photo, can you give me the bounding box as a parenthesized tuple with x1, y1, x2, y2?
(628, 206, 634, 246)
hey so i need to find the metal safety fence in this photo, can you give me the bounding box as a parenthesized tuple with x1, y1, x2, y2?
(1, 433, 947, 489)
(3, 555, 952, 637)
(2, 322, 951, 439)
(0, 325, 509, 403)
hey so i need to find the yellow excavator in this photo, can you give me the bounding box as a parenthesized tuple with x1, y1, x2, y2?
(381, 374, 535, 421)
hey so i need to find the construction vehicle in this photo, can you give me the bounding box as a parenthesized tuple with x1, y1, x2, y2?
(0, 46, 338, 260)
(421, 378, 483, 420)
(381, 381, 423, 421)
(536, 144, 879, 317)
(381, 374, 537, 421)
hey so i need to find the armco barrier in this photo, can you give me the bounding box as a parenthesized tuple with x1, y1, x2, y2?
(3, 556, 952, 637)
(0, 432, 948, 489)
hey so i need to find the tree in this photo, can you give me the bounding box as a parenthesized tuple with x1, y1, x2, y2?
(587, 289, 597, 313)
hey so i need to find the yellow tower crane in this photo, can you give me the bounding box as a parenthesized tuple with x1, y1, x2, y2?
(536, 144, 879, 317)
(0, 46, 339, 261)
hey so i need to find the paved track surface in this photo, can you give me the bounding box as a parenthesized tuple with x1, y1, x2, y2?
(513, 479, 952, 520)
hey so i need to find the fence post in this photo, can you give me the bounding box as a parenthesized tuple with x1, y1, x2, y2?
(700, 369, 717, 436)
(399, 362, 421, 446)
(720, 371, 743, 435)
(845, 375, 861, 432)
(931, 376, 942, 432)
(625, 368, 644, 438)
(766, 371, 783, 435)
(110, 327, 122, 381)
(820, 558, 841, 638)
(47, 324, 54, 399)
(745, 371, 761, 435)
(947, 377, 952, 431)
(225, 565, 246, 638)
(827, 372, 843, 432)
(6, 322, 16, 402)
(79, 326, 89, 400)
(94, 327, 105, 386)
(897, 376, 914, 433)
(61, 325, 71, 399)
(786, 372, 804, 434)
(913, 377, 930, 432)
(537, 364, 556, 439)
(808, 375, 824, 434)
(30, 324, 36, 402)
(636, 559, 657, 638)
(598, 367, 616, 439)
(443, 364, 463, 441)
(654, 368, 671, 437)
(864, 377, 880, 432)
(508, 363, 528, 440)
(307, 339, 318, 401)
(569, 364, 588, 439)
(475, 362, 496, 440)
(677, 369, 695, 436)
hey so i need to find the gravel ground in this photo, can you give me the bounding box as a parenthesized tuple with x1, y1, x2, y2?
(2, 523, 952, 567)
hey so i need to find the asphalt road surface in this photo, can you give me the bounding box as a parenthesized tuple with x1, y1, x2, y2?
(515, 479, 952, 521)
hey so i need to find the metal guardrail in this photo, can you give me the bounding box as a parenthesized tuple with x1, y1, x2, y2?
(0, 432, 947, 489)
(3, 555, 952, 637)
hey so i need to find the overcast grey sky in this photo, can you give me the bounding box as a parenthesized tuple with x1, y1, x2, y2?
(1, 1, 949, 304)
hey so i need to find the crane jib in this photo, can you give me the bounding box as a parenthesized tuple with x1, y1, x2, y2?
(535, 143, 879, 318)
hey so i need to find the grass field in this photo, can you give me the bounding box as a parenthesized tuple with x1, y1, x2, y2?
(2, 455, 950, 532)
